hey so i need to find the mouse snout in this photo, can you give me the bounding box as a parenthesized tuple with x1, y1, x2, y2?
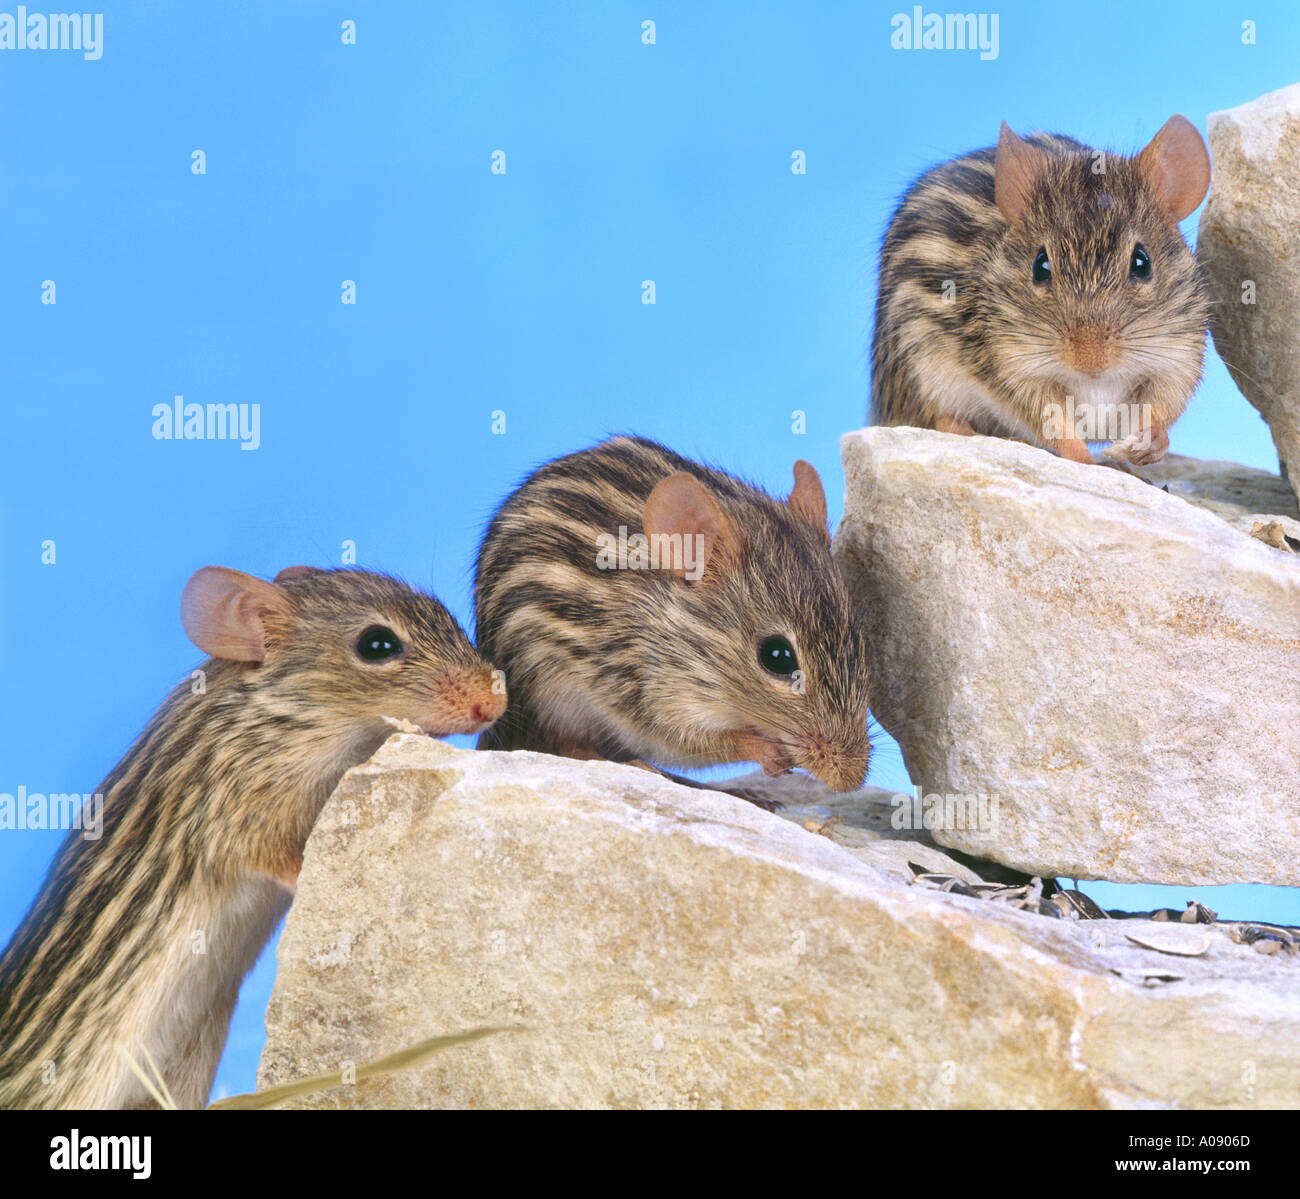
(412, 665, 507, 737)
(739, 724, 870, 793)
(468, 690, 507, 728)
(798, 726, 871, 793)
(809, 754, 870, 793)
(1062, 325, 1118, 375)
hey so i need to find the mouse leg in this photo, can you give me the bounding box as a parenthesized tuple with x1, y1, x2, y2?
(1053, 434, 1096, 465)
(553, 738, 604, 761)
(933, 415, 978, 436)
(1104, 417, 1169, 466)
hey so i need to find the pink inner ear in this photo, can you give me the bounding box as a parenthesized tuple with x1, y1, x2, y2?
(789, 460, 829, 541)
(994, 121, 1048, 226)
(180, 566, 290, 662)
(643, 472, 740, 582)
(274, 565, 319, 583)
(1138, 115, 1211, 223)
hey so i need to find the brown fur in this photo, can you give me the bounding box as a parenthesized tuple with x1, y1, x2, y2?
(870, 117, 1210, 462)
(475, 436, 871, 792)
(0, 568, 502, 1109)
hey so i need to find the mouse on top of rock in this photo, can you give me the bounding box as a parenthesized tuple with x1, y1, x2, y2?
(474, 436, 871, 800)
(870, 115, 1212, 467)
(0, 565, 505, 1110)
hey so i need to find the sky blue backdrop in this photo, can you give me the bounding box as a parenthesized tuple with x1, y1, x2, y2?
(2, 1, 1296, 1102)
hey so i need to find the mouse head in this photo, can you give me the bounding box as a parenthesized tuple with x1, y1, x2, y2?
(181, 566, 505, 737)
(636, 461, 871, 791)
(986, 115, 1210, 432)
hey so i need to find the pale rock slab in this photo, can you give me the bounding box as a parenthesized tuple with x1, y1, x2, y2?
(256, 736, 1299, 1110)
(1198, 83, 1300, 501)
(835, 426, 1300, 886)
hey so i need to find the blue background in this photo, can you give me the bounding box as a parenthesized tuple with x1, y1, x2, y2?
(2, 1, 1296, 1103)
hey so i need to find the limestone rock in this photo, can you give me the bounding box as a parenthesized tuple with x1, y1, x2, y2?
(1198, 83, 1300, 500)
(1133, 453, 1299, 546)
(256, 736, 1299, 1109)
(834, 426, 1300, 886)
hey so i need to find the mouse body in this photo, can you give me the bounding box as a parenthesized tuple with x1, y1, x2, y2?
(870, 116, 1212, 465)
(474, 436, 871, 793)
(0, 566, 504, 1109)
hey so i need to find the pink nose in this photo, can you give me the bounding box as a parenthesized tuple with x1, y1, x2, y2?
(469, 695, 506, 726)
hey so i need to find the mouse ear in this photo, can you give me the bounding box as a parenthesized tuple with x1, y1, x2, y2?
(181, 566, 294, 662)
(643, 472, 742, 584)
(788, 460, 831, 546)
(994, 121, 1049, 226)
(273, 565, 320, 583)
(1136, 115, 1211, 223)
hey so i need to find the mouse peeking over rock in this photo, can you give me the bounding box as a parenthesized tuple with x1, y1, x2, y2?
(474, 436, 872, 802)
(870, 115, 1212, 466)
(0, 565, 505, 1110)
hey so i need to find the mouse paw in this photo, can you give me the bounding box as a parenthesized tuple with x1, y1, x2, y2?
(1053, 435, 1096, 465)
(1104, 422, 1169, 466)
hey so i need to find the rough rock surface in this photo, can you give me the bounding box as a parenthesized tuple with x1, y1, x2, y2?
(1198, 83, 1300, 501)
(1134, 453, 1299, 545)
(835, 426, 1300, 886)
(717, 768, 989, 881)
(256, 736, 1299, 1110)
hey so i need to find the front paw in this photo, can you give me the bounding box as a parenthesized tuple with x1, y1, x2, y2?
(1104, 422, 1169, 465)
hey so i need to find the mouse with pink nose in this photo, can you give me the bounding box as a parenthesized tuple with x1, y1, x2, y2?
(870, 115, 1212, 465)
(474, 436, 872, 800)
(0, 565, 504, 1110)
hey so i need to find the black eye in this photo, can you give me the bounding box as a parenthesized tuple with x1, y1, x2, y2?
(758, 635, 798, 676)
(356, 625, 403, 662)
(1130, 244, 1151, 279)
(1032, 248, 1051, 285)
